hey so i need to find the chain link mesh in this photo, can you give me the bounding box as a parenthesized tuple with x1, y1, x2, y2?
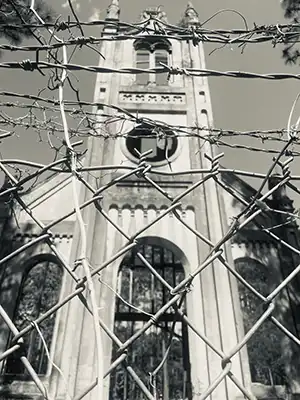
(1, 2, 300, 400)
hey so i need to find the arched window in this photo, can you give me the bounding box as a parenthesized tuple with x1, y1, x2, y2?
(109, 242, 192, 400)
(136, 49, 150, 86)
(134, 39, 171, 86)
(235, 258, 287, 386)
(4, 255, 63, 379)
(155, 48, 169, 86)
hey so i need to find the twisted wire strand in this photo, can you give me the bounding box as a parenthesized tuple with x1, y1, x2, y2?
(1, 3, 300, 400)
(4, 60, 300, 81)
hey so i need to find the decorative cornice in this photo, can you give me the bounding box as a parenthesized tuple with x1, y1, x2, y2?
(140, 6, 168, 23)
(12, 232, 73, 240)
(108, 204, 195, 219)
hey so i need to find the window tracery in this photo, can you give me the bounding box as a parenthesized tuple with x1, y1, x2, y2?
(3, 256, 63, 379)
(134, 39, 171, 86)
(109, 243, 192, 400)
(125, 124, 178, 164)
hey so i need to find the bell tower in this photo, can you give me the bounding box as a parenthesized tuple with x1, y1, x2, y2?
(70, 2, 252, 399)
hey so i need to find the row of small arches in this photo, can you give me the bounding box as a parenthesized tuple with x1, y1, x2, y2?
(109, 204, 195, 218)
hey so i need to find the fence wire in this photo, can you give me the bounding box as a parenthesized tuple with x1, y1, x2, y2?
(1, 2, 300, 400)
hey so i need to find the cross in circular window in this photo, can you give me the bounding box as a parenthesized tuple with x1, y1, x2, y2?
(126, 125, 178, 164)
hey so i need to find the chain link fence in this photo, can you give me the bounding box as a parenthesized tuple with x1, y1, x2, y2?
(1, 2, 300, 400)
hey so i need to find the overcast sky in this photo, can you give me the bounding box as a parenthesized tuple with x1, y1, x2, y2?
(1, 0, 300, 198)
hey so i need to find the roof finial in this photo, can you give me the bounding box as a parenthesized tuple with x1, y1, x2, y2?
(106, 0, 120, 20)
(141, 6, 168, 23)
(179, 2, 200, 27)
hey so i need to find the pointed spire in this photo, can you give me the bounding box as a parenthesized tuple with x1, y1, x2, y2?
(106, 0, 120, 20)
(179, 2, 200, 27)
(102, 0, 120, 36)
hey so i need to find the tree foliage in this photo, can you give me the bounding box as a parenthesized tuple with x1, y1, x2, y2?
(236, 258, 288, 387)
(282, 0, 300, 19)
(281, 0, 300, 64)
(0, 0, 53, 45)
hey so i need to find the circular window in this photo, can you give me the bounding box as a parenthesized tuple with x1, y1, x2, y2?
(125, 125, 178, 164)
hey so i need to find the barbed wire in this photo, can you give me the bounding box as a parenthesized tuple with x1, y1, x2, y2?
(0, 31, 298, 53)
(1, 2, 300, 400)
(1, 91, 300, 151)
(4, 60, 300, 81)
(0, 18, 299, 32)
(0, 20, 300, 49)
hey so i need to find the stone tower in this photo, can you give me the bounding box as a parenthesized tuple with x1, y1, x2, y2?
(77, 1, 250, 399)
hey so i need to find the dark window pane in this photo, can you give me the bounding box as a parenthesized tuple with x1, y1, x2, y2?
(144, 245, 153, 263)
(155, 269, 164, 312)
(118, 268, 130, 312)
(153, 247, 161, 265)
(136, 50, 149, 85)
(155, 50, 169, 85)
(5, 260, 63, 378)
(110, 320, 190, 400)
(163, 248, 173, 265)
(110, 243, 191, 399)
(176, 270, 185, 287)
(164, 267, 175, 289)
(132, 268, 152, 313)
(126, 125, 178, 164)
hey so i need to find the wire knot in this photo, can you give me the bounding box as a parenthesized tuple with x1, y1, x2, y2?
(168, 65, 190, 76)
(75, 36, 88, 46)
(159, 63, 190, 81)
(190, 26, 202, 47)
(19, 59, 35, 72)
(56, 20, 69, 31)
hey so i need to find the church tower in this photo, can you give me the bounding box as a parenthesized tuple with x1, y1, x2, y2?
(67, 2, 252, 399)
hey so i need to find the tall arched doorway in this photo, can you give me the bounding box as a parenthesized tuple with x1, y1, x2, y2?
(109, 239, 192, 400)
